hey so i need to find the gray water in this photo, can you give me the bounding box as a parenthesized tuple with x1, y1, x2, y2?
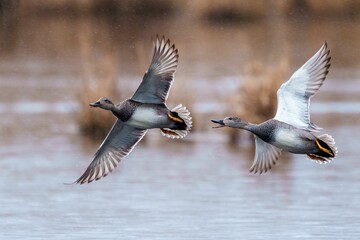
(1, 10, 360, 240)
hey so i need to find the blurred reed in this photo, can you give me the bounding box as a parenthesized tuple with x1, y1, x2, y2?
(14, 0, 360, 24)
(228, 58, 290, 143)
(75, 18, 119, 139)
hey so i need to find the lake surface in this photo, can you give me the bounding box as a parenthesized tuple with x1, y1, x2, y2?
(0, 12, 360, 240)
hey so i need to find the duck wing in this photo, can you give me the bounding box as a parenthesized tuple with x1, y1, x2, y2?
(250, 137, 282, 174)
(274, 42, 331, 131)
(132, 36, 179, 104)
(75, 120, 147, 184)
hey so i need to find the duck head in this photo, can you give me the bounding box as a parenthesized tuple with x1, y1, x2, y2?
(89, 97, 114, 110)
(211, 117, 248, 129)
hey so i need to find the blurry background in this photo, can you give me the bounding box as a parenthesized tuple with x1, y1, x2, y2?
(1, 1, 360, 239)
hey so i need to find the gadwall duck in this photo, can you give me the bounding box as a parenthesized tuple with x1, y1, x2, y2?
(212, 42, 337, 173)
(75, 36, 192, 184)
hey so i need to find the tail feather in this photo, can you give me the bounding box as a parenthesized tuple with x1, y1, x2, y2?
(160, 104, 192, 139)
(307, 154, 329, 163)
(308, 134, 337, 163)
(317, 134, 337, 157)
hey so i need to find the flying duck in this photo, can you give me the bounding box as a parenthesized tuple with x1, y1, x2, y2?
(212, 42, 337, 173)
(75, 36, 192, 184)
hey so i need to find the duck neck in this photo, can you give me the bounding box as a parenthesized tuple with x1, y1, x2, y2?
(233, 121, 257, 133)
(244, 123, 258, 134)
(110, 105, 122, 118)
(110, 103, 132, 122)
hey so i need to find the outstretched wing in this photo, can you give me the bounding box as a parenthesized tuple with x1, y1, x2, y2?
(75, 120, 147, 184)
(274, 42, 331, 131)
(250, 137, 282, 174)
(132, 36, 179, 104)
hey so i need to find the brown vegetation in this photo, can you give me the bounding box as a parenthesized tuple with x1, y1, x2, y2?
(75, 18, 119, 139)
(75, 57, 119, 138)
(13, 0, 360, 21)
(228, 58, 290, 143)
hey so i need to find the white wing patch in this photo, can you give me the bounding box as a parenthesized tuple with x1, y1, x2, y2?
(274, 42, 331, 131)
(250, 136, 282, 174)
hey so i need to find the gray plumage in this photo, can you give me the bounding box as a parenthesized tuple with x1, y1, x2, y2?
(74, 36, 192, 184)
(212, 43, 337, 174)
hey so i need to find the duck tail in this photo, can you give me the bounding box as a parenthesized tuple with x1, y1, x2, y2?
(307, 134, 338, 163)
(160, 104, 192, 139)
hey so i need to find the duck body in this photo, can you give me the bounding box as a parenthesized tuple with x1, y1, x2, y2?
(252, 119, 327, 156)
(113, 99, 187, 130)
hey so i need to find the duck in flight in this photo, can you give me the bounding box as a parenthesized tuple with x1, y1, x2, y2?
(212, 42, 337, 173)
(74, 36, 192, 184)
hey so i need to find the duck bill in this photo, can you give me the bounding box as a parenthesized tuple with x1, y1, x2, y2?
(89, 101, 100, 107)
(211, 119, 225, 128)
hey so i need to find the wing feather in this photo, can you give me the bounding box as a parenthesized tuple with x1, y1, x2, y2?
(250, 137, 282, 174)
(132, 36, 179, 104)
(274, 42, 331, 131)
(74, 120, 147, 184)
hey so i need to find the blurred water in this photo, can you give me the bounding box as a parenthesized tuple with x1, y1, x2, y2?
(1, 13, 360, 240)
